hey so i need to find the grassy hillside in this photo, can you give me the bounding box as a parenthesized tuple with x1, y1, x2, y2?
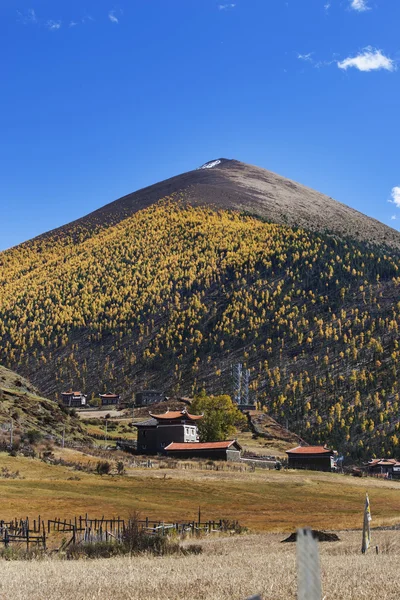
(0, 366, 89, 446)
(1, 200, 400, 457)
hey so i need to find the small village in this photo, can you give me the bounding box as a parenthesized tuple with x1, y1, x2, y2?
(59, 379, 400, 479)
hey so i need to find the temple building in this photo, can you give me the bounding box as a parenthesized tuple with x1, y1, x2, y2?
(134, 409, 242, 461)
(134, 409, 202, 455)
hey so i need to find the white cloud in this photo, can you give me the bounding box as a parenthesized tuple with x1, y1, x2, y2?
(17, 8, 38, 25)
(108, 10, 119, 23)
(69, 21, 78, 27)
(219, 4, 236, 9)
(390, 187, 400, 209)
(350, 0, 370, 12)
(46, 20, 61, 31)
(324, 2, 331, 12)
(338, 47, 395, 72)
(297, 53, 313, 62)
(391, 215, 397, 221)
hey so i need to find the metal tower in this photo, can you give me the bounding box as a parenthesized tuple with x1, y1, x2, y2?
(232, 363, 242, 404)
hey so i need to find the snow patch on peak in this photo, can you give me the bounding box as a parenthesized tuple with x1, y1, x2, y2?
(198, 160, 222, 170)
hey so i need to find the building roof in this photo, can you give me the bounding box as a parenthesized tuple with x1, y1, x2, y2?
(286, 445, 334, 456)
(100, 393, 120, 398)
(368, 458, 399, 467)
(133, 418, 158, 428)
(62, 391, 83, 396)
(165, 440, 242, 451)
(149, 409, 203, 421)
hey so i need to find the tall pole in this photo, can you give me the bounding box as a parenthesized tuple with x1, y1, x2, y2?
(105, 419, 108, 445)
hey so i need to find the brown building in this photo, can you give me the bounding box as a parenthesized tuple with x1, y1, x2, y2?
(134, 409, 242, 460)
(366, 458, 400, 478)
(99, 393, 120, 406)
(135, 390, 164, 407)
(286, 445, 336, 472)
(165, 440, 242, 461)
(134, 409, 202, 455)
(61, 391, 87, 408)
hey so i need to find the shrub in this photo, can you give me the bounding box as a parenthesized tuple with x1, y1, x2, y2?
(96, 460, 111, 475)
(26, 429, 43, 445)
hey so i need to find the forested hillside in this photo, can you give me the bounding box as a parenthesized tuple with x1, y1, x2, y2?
(1, 197, 400, 457)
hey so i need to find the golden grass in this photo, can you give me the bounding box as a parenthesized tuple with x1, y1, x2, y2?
(1, 452, 400, 532)
(3, 532, 400, 599)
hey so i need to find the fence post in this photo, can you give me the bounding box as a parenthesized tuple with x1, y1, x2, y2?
(296, 528, 322, 600)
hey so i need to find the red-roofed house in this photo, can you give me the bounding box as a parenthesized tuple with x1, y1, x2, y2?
(286, 445, 337, 472)
(165, 440, 242, 461)
(133, 409, 242, 460)
(366, 458, 400, 478)
(134, 409, 202, 455)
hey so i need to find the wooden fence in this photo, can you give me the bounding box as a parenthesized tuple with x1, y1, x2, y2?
(0, 517, 46, 550)
(0, 513, 238, 551)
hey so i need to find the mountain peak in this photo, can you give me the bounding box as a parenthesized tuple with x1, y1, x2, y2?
(35, 158, 400, 251)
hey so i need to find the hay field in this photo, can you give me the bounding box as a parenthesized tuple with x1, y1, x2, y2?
(2, 531, 400, 600)
(1, 451, 400, 531)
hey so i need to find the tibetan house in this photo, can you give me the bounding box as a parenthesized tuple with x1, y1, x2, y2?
(61, 391, 87, 408)
(165, 440, 242, 461)
(134, 409, 242, 460)
(366, 458, 400, 478)
(286, 445, 337, 472)
(135, 390, 164, 407)
(134, 409, 202, 455)
(99, 393, 120, 406)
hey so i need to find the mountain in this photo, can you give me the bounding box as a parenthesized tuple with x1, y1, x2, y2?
(1, 159, 400, 458)
(0, 365, 88, 446)
(40, 158, 400, 250)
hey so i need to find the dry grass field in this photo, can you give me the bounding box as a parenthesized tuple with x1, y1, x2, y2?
(1, 451, 400, 532)
(2, 531, 400, 600)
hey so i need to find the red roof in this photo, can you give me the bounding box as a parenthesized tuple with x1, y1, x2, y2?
(165, 441, 241, 451)
(149, 409, 203, 421)
(62, 391, 82, 396)
(368, 459, 398, 466)
(100, 393, 119, 398)
(286, 445, 333, 455)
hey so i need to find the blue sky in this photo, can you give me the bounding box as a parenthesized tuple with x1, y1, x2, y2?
(1, 0, 400, 250)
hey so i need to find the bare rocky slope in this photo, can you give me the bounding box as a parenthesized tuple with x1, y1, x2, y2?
(40, 158, 400, 251)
